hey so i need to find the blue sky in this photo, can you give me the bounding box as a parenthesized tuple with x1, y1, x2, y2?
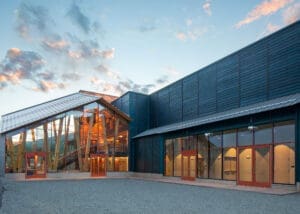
(0, 0, 299, 116)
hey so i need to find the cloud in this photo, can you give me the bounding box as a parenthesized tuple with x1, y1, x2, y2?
(62, 72, 80, 81)
(90, 76, 156, 95)
(165, 66, 180, 77)
(282, 2, 300, 24)
(15, 2, 51, 38)
(67, 3, 91, 34)
(0, 48, 65, 92)
(42, 34, 69, 52)
(33, 80, 66, 92)
(95, 64, 120, 80)
(203, 0, 212, 16)
(176, 27, 207, 41)
(176, 32, 187, 41)
(100, 48, 115, 59)
(155, 75, 169, 84)
(266, 23, 280, 33)
(236, 0, 293, 28)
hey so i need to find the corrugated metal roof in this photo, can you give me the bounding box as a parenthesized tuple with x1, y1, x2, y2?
(133, 93, 300, 139)
(0, 92, 100, 134)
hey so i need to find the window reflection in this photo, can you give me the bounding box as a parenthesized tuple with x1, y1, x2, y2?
(5, 102, 129, 173)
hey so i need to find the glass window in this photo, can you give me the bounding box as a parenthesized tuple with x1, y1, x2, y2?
(173, 138, 182, 176)
(274, 121, 295, 184)
(274, 121, 295, 144)
(274, 143, 295, 184)
(223, 148, 236, 180)
(182, 136, 197, 151)
(223, 130, 237, 180)
(198, 135, 208, 178)
(238, 128, 253, 146)
(165, 139, 174, 176)
(254, 124, 272, 145)
(223, 130, 236, 147)
(209, 133, 222, 179)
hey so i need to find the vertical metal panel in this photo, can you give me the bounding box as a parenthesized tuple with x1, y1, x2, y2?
(239, 41, 268, 106)
(169, 81, 183, 123)
(150, 93, 159, 128)
(183, 73, 198, 120)
(152, 136, 161, 173)
(198, 65, 217, 116)
(157, 88, 170, 126)
(268, 23, 300, 99)
(216, 54, 239, 111)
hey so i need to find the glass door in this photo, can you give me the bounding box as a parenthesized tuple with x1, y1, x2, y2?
(238, 145, 271, 187)
(182, 150, 197, 181)
(90, 154, 106, 177)
(25, 152, 47, 179)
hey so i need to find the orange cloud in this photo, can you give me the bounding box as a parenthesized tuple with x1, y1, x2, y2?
(236, 0, 293, 28)
(283, 2, 300, 24)
(7, 48, 22, 58)
(43, 39, 69, 50)
(176, 32, 187, 41)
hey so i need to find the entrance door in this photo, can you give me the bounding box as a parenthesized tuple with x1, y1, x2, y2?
(182, 150, 196, 181)
(25, 152, 47, 179)
(238, 145, 271, 187)
(90, 154, 106, 177)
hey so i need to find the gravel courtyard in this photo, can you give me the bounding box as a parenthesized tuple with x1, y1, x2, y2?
(1, 179, 300, 214)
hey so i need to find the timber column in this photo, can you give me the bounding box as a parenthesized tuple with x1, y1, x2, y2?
(0, 134, 5, 177)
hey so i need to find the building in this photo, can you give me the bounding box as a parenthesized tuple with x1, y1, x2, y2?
(1, 21, 299, 188)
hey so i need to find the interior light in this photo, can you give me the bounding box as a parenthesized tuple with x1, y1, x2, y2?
(205, 132, 212, 137)
(248, 126, 258, 131)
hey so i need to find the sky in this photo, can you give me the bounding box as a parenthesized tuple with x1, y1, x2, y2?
(0, 0, 299, 116)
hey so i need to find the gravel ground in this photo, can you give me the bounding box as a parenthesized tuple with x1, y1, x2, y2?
(1, 179, 300, 214)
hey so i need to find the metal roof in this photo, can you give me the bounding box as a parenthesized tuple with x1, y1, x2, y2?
(133, 93, 300, 139)
(1, 92, 101, 134)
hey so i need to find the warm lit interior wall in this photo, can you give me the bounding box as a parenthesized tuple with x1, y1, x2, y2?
(4, 102, 129, 173)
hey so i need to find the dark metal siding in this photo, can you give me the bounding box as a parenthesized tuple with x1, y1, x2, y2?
(134, 136, 162, 173)
(113, 92, 150, 171)
(183, 73, 199, 120)
(198, 65, 217, 116)
(149, 21, 300, 128)
(239, 41, 268, 106)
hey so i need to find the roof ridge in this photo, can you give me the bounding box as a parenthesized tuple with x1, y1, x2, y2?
(1, 92, 98, 117)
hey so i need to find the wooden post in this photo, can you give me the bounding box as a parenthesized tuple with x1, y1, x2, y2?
(83, 112, 94, 171)
(113, 116, 119, 171)
(43, 123, 49, 171)
(6, 136, 16, 172)
(63, 116, 71, 168)
(101, 115, 108, 172)
(74, 117, 83, 171)
(53, 118, 64, 171)
(31, 129, 37, 152)
(17, 132, 26, 173)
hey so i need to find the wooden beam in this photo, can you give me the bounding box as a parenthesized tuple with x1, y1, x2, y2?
(74, 117, 83, 171)
(101, 115, 108, 172)
(6, 136, 16, 172)
(113, 116, 119, 171)
(31, 129, 36, 152)
(63, 116, 71, 168)
(83, 112, 94, 171)
(53, 118, 64, 171)
(43, 123, 49, 170)
(17, 132, 26, 173)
